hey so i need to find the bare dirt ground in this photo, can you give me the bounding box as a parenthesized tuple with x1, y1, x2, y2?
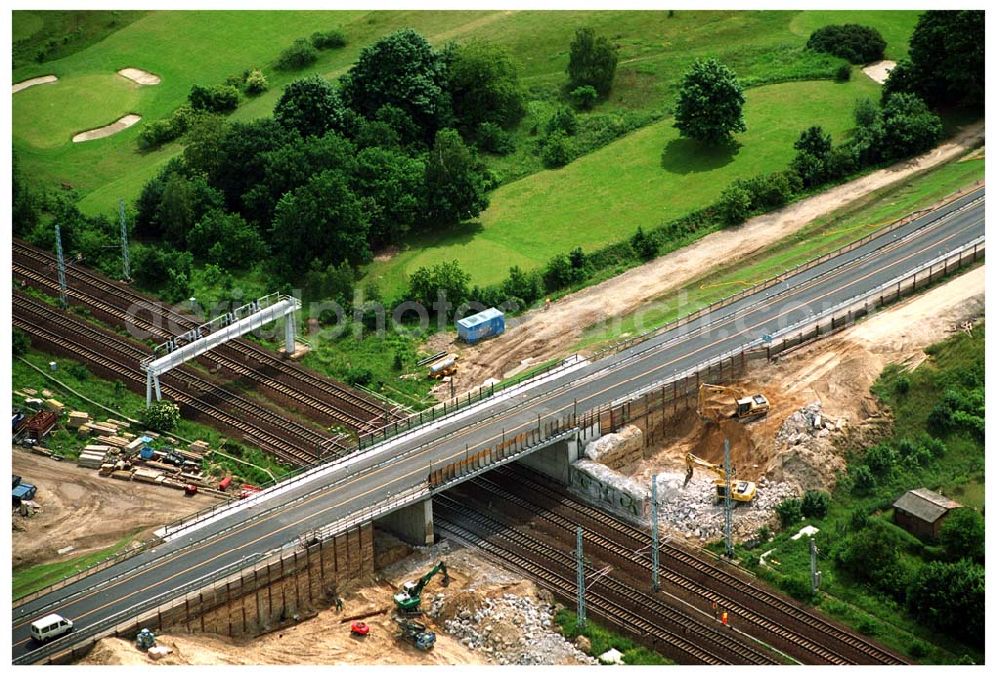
(862, 60, 897, 84)
(433, 122, 984, 395)
(72, 114, 142, 143)
(117, 67, 161, 85)
(80, 535, 582, 666)
(12, 74, 58, 94)
(631, 265, 984, 524)
(12, 448, 218, 569)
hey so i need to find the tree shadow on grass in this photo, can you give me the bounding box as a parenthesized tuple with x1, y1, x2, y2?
(407, 220, 486, 250)
(660, 137, 741, 175)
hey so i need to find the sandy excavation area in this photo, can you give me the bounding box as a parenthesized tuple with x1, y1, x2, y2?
(430, 122, 984, 396)
(118, 67, 161, 85)
(12, 75, 58, 94)
(628, 265, 984, 540)
(72, 114, 142, 143)
(12, 448, 218, 569)
(81, 535, 590, 666)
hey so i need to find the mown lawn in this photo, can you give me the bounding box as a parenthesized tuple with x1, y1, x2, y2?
(12, 10, 918, 218)
(363, 76, 881, 295)
(576, 153, 984, 348)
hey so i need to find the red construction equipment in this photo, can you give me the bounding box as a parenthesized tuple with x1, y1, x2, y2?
(350, 621, 370, 637)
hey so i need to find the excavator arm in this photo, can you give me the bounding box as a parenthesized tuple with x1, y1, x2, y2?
(411, 561, 450, 597)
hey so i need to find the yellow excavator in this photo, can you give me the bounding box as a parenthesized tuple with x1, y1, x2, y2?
(684, 452, 757, 502)
(697, 384, 770, 422)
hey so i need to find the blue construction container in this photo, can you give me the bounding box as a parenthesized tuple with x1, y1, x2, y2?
(139, 446, 155, 461)
(13, 482, 36, 503)
(456, 307, 505, 344)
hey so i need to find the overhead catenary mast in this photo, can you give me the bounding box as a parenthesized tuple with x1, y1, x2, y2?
(118, 198, 131, 281)
(54, 224, 68, 308)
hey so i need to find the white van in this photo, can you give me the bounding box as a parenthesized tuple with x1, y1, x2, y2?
(30, 614, 73, 642)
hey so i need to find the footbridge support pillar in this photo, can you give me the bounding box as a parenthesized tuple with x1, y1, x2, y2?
(375, 498, 434, 546)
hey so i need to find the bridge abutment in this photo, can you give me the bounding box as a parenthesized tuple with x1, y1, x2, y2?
(516, 434, 582, 485)
(374, 498, 435, 546)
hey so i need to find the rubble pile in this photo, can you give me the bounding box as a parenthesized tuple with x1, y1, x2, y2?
(430, 593, 596, 666)
(654, 472, 798, 542)
(775, 402, 844, 447)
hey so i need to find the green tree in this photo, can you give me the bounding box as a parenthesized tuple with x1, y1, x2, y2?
(188, 83, 240, 113)
(276, 37, 318, 70)
(244, 68, 268, 95)
(630, 226, 658, 260)
(939, 508, 985, 563)
(674, 58, 747, 145)
(895, 10, 985, 108)
(12, 151, 39, 237)
(270, 170, 371, 276)
(407, 260, 471, 308)
(242, 130, 357, 226)
(339, 29, 451, 144)
(717, 183, 753, 225)
(12, 329, 30, 357)
(907, 560, 984, 647)
(351, 146, 425, 247)
(502, 265, 542, 305)
(800, 490, 830, 519)
(835, 523, 901, 590)
(541, 130, 572, 169)
(877, 92, 943, 161)
(186, 209, 267, 270)
(776, 498, 802, 527)
(447, 40, 525, 133)
(273, 75, 345, 138)
(423, 128, 489, 227)
(302, 259, 355, 308)
(794, 125, 833, 158)
(806, 24, 886, 64)
(569, 85, 599, 111)
(197, 118, 297, 213)
(141, 401, 181, 432)
(311, 29, 347, 50)
(567, 27, 618, 98)
(546, 106, 579, 136)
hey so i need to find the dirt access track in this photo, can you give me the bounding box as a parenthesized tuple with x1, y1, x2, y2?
(12, 449, 218, 570)
(435, 121, 984, 395)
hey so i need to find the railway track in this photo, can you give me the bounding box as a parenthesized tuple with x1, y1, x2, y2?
(479, 464, 908, 665)
(13, 240, 403, 435)
(13, 292, 333, 467)
(434, 494, 779, 665)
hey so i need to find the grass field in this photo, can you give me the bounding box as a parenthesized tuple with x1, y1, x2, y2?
(11, 10, 919, 218)
(576, 153, 984, 348)
(13, 531, 140, 600)
(363, 75, 881, 296)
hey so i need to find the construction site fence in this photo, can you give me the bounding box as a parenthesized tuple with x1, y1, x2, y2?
(18, 524, 374, 666)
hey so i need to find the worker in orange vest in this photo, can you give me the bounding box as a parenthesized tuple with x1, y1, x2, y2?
(721, 611, 729, 627)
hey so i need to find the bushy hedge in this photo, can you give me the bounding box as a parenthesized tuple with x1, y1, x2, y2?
(311, 29, 347, 50)
(188, 84, 240, 113)
(276, 38, 319, 70)
(807, 24, 886, 64)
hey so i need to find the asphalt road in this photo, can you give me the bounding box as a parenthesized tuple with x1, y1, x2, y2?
(11, 189, 984, 662)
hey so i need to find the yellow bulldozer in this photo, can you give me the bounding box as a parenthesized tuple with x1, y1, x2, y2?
(683, 452, 757, 502)
(697, 384, 770, 423)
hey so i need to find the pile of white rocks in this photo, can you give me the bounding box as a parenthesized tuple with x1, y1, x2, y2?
(429, 593, 596, 665)
(776, 401, 843, 447)
(653, 472, 798, 542)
